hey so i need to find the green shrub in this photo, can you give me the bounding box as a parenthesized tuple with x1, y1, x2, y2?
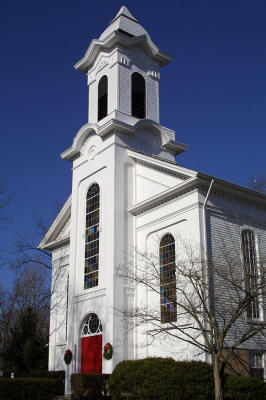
(174, 361, 214, 400)
(110, 357, 266, 400)
(109, 358, 177, 400)
(71, 373, 110, 399)
(110, 358, 214, 400)
(48, 371, 65, 395)
(8, 370, 65, 395)
(0, 378, 56, 400)
(224, 374, 266, 400)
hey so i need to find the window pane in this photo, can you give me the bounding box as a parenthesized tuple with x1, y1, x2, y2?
(241, 230, 260, 319)
(160, 234, 177, 324)
(84, 184, 100, 290)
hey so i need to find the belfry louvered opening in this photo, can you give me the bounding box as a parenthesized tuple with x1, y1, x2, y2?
(131, 72, 146, 119)
(98, 76, 108, 121)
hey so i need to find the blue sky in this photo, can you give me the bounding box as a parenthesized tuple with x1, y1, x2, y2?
(1, 1, 265, 281)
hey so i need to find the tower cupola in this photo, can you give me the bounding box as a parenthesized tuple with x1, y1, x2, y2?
(75, 6, 172, 125)
(63, 7, 187, 162)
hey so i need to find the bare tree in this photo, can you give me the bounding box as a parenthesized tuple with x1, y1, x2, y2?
(117, 234, 266, 400)
(0, 180, 12, 228)
(0, 264, 50, 371)
(11, 214, 52, 272)
(247, 172, 266, 194)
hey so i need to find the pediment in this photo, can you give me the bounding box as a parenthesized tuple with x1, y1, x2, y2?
(39, 196, 71, 250)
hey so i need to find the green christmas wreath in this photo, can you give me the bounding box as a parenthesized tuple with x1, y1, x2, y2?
(103, 342, 113, 360)
(64, 349, 72, 365)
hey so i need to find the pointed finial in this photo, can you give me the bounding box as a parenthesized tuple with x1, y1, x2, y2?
(111, 5, 138, 24)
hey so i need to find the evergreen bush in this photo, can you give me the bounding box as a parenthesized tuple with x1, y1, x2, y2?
(6, 370, 65, 395)
(109, 358, 183, 400)
(0, 378, 56, 400)
(71, 373, 110, 399)
(224, 374, 266, 400)
(173, 361, 214, 400)
(109, 357, 266, 400)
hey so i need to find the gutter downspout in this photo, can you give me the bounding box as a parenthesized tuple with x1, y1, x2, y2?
(202, 178, 214, 364)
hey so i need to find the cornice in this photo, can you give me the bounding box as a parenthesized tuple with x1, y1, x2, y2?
(74, 288, 106, 304)
(202, 203, 266, 228)
(44, 235, 70, 251)
(62, 116, 186, 162)
(61, 124, 97, 161)
(162, 140, 188, 155)
(39, 195, 71, 249)
(75, 31, 172, 73)
(128, 176, 198, 216)
(197, 173, 266, 208)
(127, 149, 196, 178)
(137, 202, 199, 232)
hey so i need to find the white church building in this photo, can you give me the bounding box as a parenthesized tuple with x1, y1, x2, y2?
(40, 6, 266, 394)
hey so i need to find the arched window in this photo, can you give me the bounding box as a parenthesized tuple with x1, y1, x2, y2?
(131, 72, 146, 119)
(84, 183, 100, 289)
(241, 229, 260, 319)
(81, 313, 102, 337)
(160, 234, 177, 323)
(98, 75, 108, 121)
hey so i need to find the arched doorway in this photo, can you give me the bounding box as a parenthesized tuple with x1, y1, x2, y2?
(80, 313, 102, 373)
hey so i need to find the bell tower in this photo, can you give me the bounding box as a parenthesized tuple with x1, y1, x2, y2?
(75, 6, 171, 126)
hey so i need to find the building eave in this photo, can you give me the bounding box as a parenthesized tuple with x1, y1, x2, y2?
(127, 148, 197, 178)
(75, 32, 172, 73)
(38, 195, 71, 249)
(197, 172, 266, 206)
(162, 140, 188, 155)
(41, 235, 70, 251)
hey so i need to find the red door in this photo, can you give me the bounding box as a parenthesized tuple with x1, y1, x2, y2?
(81, 335, 102, 373)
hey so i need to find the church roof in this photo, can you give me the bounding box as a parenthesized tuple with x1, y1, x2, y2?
(75, 6, 172, 72)
(99, 6, 146, 40)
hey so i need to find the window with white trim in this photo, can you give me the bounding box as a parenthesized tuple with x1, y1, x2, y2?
(250, 352, 264, 380)
(81, 313, 102, 337)
(241, 229, 260, 319)
(160, 233, 177, 324)
(84, 183, 100, 289)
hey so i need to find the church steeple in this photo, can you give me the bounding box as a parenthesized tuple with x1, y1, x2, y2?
(63, 7, 187, 161)
(74, 6, 172, 125)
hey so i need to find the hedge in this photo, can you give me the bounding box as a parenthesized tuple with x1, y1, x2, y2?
(0, 378, 57, 400)
(109, 358, 266, 400)
(71, 373, 110, 400)
(224, 374, 266, 400)
(1, 370, 65, 396)
(173, 361, 214, 400)
(109, 358, 214, 400)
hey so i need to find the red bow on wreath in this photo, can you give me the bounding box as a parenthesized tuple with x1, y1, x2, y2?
(103, 342, 113, 360)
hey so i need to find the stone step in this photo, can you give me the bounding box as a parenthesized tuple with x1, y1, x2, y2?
(53, 396, 71, 400)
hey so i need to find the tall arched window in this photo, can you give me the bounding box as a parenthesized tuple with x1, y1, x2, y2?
(131, 72, 146, 119)
(98, 75, 108, 121)
(84, 183, 100, 289)
(241, 229, 260, 319)
(160, 234, 177, 323)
